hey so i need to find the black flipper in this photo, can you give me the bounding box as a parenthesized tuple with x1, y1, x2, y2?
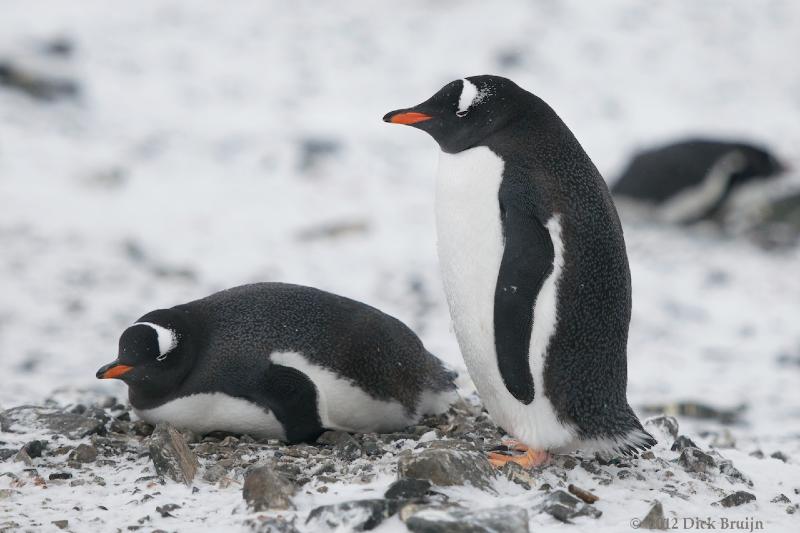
(494, 198, 554, 405)
(258, 364, 325, 443)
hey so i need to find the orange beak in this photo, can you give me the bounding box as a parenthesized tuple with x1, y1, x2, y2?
(384, 111, 432, 125)
(96, 362, 134, 379)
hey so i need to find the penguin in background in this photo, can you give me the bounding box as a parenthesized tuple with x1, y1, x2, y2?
(611, 139, 786, 224)
(96, 282, 457, 443)
(384, 75, 655, 467)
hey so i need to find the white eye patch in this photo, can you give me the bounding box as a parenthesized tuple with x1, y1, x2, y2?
(134, 322, 178, 360)
(457, 78, 489, 117)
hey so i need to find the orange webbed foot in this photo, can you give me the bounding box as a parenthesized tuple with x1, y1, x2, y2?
(500, 439, 529, 452)
(487, 448, 550, 469)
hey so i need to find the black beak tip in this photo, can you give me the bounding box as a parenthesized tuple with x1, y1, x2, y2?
(96, 362, 115, 379)
(382, 111, 396, 123)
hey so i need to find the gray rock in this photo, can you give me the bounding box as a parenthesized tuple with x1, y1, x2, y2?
(0, 61, 80, 101)
(397, 449, 497, 492)
(83, 407, 111, 426)
(362, 440, 382, 457)
(717, 459, 752, 486)
(425, 440, 479, 452)
(0, 406, 103, 439)
(13, 449, 32, 465)
(132, 420, 154, 437)
(677, 448, 715, 473)
(23, 440, 47, 459)
(317, 430, 363, 460)
(670, 435, 698, 452)
(580, 460, 602, 475)
(42, 35, 75, 58)
(156, 503, 180, 517)
(244, 515, 300, 533)
(0, 449, 16, 461)
(405, 505, 529, 533)
(72, 443, 97, 463)
(770, 451, 789, 463)
(51, 520, 68, 530)
(639, 501, 667, 530)
(771, 494, 791, 504)
(297, 220, 368, 242)
(296, 137, 342, 173)
(306, 499, 398, 531)
(501, 461, 534, 490)
(336, 436, 362, 461)
(718, 491, 756, 507)
(559, 456, 579, 470)
(644, 415, 679, 441)
(147, 423, 199, 485)
(314, 431, 337, 445)
(385, 478, 432, 500)
(203, 463, 228, 483)
(537, 490, 602, 522)
(243, 466, 295, 511)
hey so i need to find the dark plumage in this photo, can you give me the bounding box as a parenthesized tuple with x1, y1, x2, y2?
(96, 283, 456, 443)
(385, 75, 654, 456)
(612, 139, 785, 223)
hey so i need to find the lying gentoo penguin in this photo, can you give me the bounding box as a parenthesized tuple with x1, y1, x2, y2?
(384, 75, 655, 467)
(611, 139, 785, 224)
(96, 283, 457, 442)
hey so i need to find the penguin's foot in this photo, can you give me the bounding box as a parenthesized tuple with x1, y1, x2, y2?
(501, 439, 528, 452)
(487, 448, 550, 469)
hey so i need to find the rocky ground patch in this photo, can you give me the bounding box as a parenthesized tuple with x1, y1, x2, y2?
(1, 395, 797, 532)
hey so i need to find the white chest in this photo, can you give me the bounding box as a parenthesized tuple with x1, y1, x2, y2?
(435, 147, 505, 391)
(435, 147, 574, 449)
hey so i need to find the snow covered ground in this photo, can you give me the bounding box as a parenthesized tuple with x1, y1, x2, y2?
(2, 1, 799, 531)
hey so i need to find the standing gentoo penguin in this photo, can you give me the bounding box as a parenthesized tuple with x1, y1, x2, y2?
(612, 139, 785, 224)
(384, 75, 655, 467)
(96, 283, 457, 442)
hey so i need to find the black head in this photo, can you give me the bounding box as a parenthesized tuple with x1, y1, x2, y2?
(96, 308, 195, 400)
(383, 75, 531, 153)
(734, 144, 786, 184)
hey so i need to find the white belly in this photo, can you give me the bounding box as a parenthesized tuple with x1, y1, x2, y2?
(138, 351, 452, 439)
(436, 147, 575, 450)
(269, 351, 421, 433)
(135, 392, 287, 439)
